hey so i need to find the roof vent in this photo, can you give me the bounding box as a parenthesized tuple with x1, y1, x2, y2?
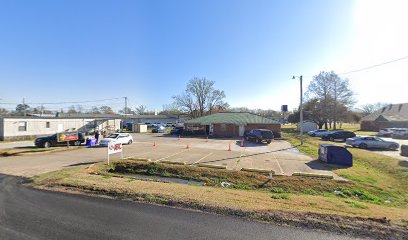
(399, 104, 403, 112)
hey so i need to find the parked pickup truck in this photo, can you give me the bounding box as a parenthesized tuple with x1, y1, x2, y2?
(35, 133, 85, 148)
(244, 129, 274, 144)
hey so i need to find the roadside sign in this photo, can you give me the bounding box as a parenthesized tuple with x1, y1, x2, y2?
(57, 131, 79, 142)
(107, 141, 123, 164)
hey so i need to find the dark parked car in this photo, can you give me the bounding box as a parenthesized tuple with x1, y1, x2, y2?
(321, 130, 356, 141)
(244, 129, 274, 144)
(34, 133, 85, 148)
(170, 126, 185, 135)
(152, 125, 166, 133)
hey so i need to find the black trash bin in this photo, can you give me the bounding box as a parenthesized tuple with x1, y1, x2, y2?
(318, 144, 353, 167)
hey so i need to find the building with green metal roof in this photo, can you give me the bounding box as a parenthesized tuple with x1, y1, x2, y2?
(185, 112, 281, 137)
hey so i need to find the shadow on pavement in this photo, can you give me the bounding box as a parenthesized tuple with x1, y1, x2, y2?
(305, 160, 350, 171)
(66, 161, 100, 167)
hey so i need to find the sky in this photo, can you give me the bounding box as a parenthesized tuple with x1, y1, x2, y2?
(0, 0, 407, 113)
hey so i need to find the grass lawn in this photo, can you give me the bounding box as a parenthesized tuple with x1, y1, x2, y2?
(282, 125, 408, 207)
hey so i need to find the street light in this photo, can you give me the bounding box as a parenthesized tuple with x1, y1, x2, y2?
(292, 75, 304, 145)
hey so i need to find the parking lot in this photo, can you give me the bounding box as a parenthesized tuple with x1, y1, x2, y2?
(118, 133, 341, 179)
(0, 133, 343, 179)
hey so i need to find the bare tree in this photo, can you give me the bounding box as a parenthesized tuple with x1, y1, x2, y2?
(99, 106, 114, 114)
(135, 105, 148, 115)
(173, 77, 227, 118)
(173, 92, 196, 117)
(87, 106, 101, 114)
(360, 102, 390, 116)
(207, 89, 226, 114)
(67, 105, 78, 114)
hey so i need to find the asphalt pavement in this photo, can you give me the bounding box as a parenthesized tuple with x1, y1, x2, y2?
(0, 174, 361, 240)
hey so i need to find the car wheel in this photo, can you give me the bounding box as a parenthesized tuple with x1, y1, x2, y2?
(267, 141, 271, 144)
(359, 143, 367, 149)
(43, 141, 51, 148)
(389, 144, 398, 150)
(128, 140, 133, 145)
(73, 140, 81, 146)
(329, 137, 334, 141)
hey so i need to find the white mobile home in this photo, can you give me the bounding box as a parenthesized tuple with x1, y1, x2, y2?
(0, 117, 121, 141)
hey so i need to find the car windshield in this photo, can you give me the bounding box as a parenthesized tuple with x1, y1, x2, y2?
(260, 131, 273, 138)
(107, 134, 119, 139)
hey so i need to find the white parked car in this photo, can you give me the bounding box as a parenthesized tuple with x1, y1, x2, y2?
(307, 129, 331, 137)
(99, 133, 133, 146)
(346, 136, 399, 150)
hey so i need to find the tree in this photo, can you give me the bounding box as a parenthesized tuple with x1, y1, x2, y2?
(135, 105, 148, 115)
(15, 104, 30, 114)
(0, 108, 9, 115)
(67, 105, 78, 114)
(99, 106, 114, 114)
(360, 102, 390, 116)
(306, 71, 354, 129)
(87, 106, 101, 114)
(173, 77, 227, 118)
(160, 104, 182, 115)
(119, 107, 135, 115)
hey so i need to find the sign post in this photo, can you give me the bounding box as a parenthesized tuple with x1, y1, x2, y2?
(107, 141, 123, 165)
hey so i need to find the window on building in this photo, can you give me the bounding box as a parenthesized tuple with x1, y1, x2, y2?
(46, 122, 50, 128)
(18, 121, 27, 131)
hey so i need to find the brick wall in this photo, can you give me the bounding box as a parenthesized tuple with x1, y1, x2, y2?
(212, 123, 281, 137)
(360, 120, 408, 131)
(212, 124, 238, 137)
(245, 124, 281, 133)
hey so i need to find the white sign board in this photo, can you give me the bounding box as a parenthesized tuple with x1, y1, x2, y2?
(107, 142, 123, 164)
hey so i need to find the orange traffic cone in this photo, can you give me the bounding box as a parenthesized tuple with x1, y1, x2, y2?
(153, 141, 156, 147)
(228, 143, 232, 151)
(240, 138, 244, 147)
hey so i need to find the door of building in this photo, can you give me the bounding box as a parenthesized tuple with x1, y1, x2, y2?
(239, 125, 245, 137)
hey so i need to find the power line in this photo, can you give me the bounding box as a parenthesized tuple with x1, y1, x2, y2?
(338, 55, 408, 75)
(25, 97, 125, 105)
(301, 55, 408, 79)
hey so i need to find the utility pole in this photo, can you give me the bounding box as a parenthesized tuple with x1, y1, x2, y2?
(124, 97, 128, 115)
(293, 75, 304, 145)
(299, 75, 304, 145)
(23, 98, 26, 116)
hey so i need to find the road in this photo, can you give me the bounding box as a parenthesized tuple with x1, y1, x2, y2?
(0, 175, 360, 240)
(0, 133, 339, 178)
(0, 140, 34, 150)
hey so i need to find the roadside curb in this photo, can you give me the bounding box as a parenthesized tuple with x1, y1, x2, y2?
(292, 172, 334, 179)
(240, 168, 275, 175)
(159, 160, 186, 165)
(197, 163, 227, 169)
(125, 157, 151, 162)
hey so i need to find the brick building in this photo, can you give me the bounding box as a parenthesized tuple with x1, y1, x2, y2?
(360, 103, 408, 131)
(184, 112, 281, 137)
